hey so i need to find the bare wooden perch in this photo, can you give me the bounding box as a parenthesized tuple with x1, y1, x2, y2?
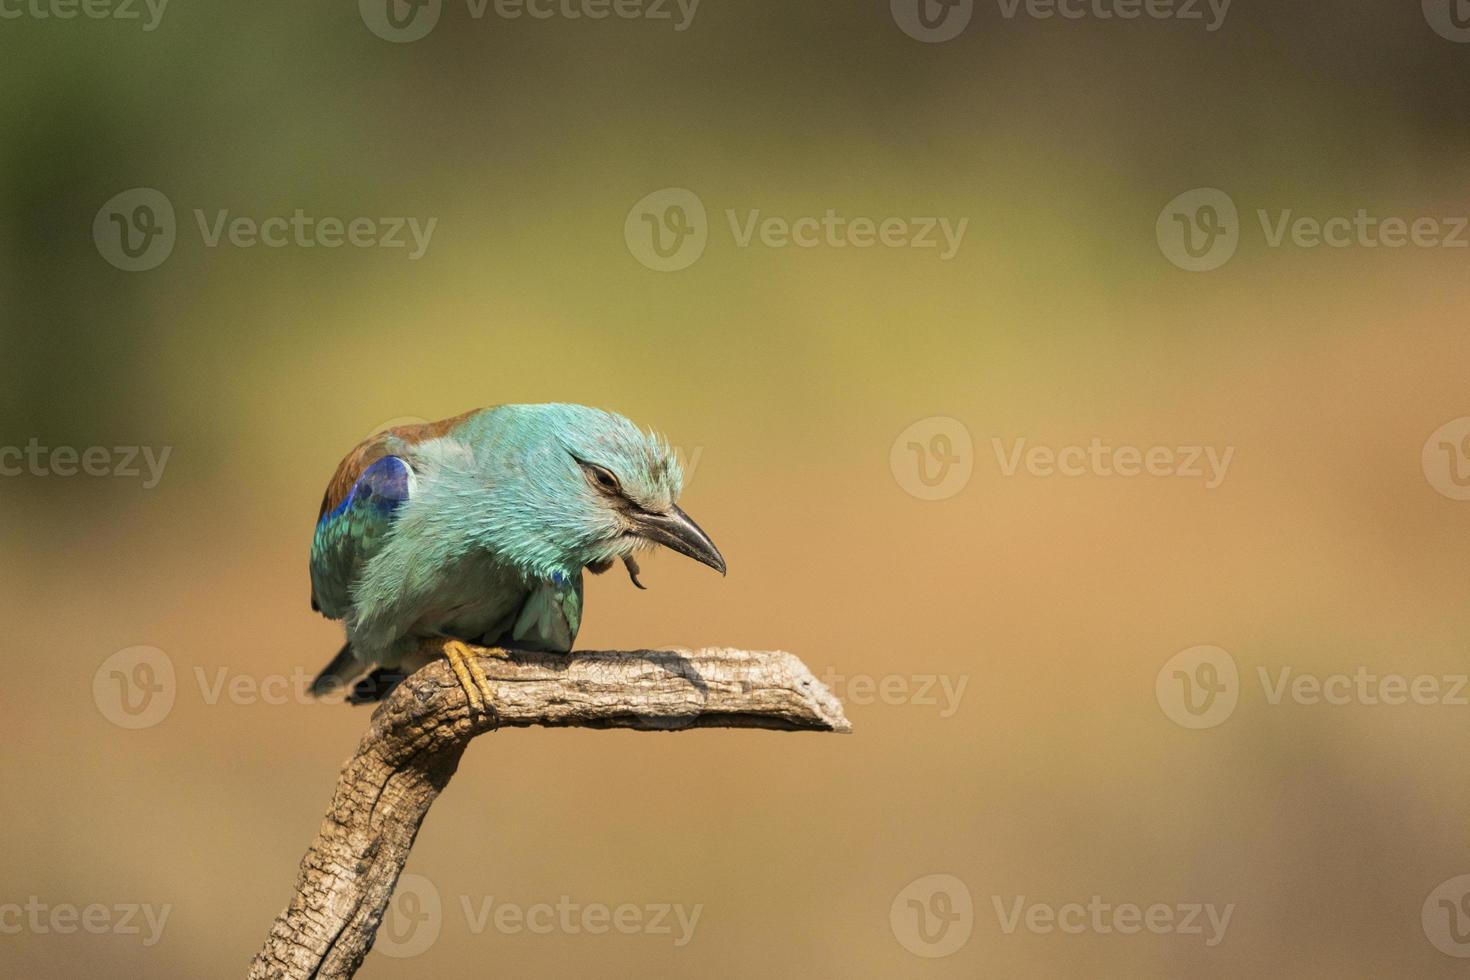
(248, 644, 849, 980)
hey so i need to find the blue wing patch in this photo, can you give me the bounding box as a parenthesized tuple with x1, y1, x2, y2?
(310, 456, 413, 618)
(320, 456, 413, 526)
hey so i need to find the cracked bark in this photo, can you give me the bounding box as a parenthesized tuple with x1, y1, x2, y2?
(248, 645, 850, 979)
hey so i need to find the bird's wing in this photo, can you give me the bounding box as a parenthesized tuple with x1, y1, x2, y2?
(508, 570, 584, 653)
(309, 412, 479, 616)
(310, 455, 413, 619)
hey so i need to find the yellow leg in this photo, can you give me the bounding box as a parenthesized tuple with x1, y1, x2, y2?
(442, 640, 498, 717)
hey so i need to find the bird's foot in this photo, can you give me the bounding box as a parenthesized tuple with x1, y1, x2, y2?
(441, 640, 498, 722)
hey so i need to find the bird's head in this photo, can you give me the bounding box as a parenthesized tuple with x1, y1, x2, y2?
(463, 404, 725, 582)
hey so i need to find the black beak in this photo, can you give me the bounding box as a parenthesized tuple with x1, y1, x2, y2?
(631, 504, 727, 576)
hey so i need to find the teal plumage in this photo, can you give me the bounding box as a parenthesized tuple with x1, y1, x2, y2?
(308, 404, 724, 701)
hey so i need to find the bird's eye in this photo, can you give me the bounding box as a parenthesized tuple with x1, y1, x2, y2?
(585, 464, 621, 494)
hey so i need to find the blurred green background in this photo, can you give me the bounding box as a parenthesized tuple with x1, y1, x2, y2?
(4, 1, 1470, 976)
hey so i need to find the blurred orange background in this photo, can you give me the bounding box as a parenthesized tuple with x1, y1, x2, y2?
(4, 2, 1470, 976)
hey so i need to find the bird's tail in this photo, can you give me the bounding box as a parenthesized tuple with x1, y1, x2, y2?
(309, 642, 363, 699)
(347, 668, 408, 704)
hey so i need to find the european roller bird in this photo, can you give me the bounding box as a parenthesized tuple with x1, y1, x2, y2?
(308, 404, 725, 709)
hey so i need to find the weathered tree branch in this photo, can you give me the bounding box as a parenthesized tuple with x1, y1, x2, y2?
(248, 645, 849, 979)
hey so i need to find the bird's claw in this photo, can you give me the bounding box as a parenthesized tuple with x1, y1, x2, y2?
(623, 554, 646, 590)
